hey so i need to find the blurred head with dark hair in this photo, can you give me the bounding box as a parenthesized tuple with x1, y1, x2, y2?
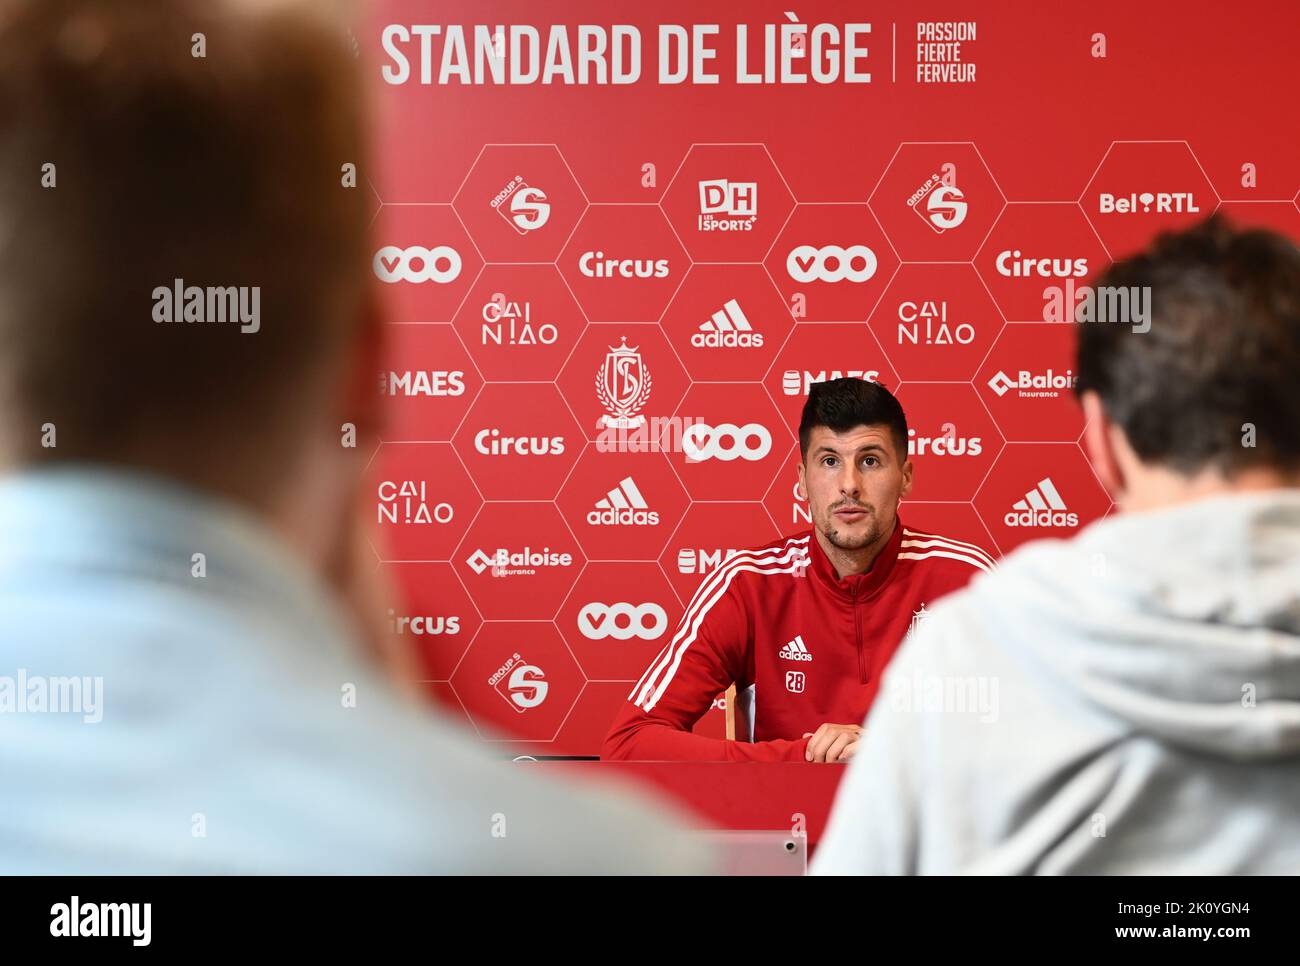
(1076, 214, 1300, 510)
(0, 0, 384, 585)
(796, 378, 913, 575)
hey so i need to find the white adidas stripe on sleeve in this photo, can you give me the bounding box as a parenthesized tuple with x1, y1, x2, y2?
(630, 536, 809, 710)
(902, 529, 998, 570)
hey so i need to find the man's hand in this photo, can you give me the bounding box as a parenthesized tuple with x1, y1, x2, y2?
(802, 723, 863, 763)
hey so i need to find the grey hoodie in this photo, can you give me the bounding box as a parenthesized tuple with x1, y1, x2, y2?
(812, 489, 1300, 874)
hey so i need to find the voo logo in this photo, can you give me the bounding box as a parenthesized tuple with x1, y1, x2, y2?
(373, 245, 463, 284)
(578, 602, 668, 640)
(682, 422, 772, 462)
(786, 245, 878, 283)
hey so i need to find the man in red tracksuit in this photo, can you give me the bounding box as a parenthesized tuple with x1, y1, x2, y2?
(602, 377, 995, 763)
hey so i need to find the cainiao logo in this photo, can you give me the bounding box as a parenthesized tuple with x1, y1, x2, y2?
(474, 428, 566, 456)
(489, 653, 548, 713)
(682, 422, 772, 462)
(588, 476, 659, 526)
(1005, 477, 1078, 528)
(693, 298, 762, 348)
(387, 610, 460, 635)
(481, 295, 558, 346)
(1098, 191, 1200, 215)
(373, 245, 463, 284)
(897, 300, 975, 346)
(787, 244, 877, 283)
(676, 547, 744, 575)
(987, 368, 1077, 398)
(907, 428, 983, 457)
(50, 897, 150, 947)
(379, 369, 465, 396)
(907, 174, 967, 233)
(466, 546, 574, 576)
(789, 480, 810, 526)
(578, 602, 668, 640)
(377, 481, 453, 525)
(579, 249, 670, 278)
(698, 179, 757, 231)
(491, 176, 551, 234)
(781, 369, 880, 396)
(995, 249, 1089, 279)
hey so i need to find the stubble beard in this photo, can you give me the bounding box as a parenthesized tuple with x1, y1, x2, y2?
(821, 505, 883, 552)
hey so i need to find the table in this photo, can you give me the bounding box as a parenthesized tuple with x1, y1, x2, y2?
(537, 760, 849, 847)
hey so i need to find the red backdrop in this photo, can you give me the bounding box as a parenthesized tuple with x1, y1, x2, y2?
(359, 0, 1300, 756)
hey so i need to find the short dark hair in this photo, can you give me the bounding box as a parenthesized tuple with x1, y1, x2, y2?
(1076, 214, 1300, 476)
(0, 0, 369, 483)
(798, 378, 908, 463)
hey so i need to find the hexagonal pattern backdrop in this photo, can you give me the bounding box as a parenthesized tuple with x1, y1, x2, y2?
(358, 2, 1300, 757)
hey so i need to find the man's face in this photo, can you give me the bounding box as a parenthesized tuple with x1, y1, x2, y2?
(797, 424, 913, 551)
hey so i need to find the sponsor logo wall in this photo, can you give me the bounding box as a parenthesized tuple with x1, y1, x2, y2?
(363, 2, 1300, 756)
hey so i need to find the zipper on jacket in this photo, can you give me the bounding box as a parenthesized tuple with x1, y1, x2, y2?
(853, 584, 866, 683)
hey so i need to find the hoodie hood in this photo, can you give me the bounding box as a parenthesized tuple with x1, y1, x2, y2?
(985, 488, 1300, 760)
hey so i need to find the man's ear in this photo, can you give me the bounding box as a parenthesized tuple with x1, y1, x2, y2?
(1080, 390, 1124, 500)
(899, 456, 914, 502)
(795, 458, 807, 501)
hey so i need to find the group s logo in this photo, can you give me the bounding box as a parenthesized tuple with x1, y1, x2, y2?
(786, 245, 878, 283)
(908, 175, 967, 233)
(373, 245, 463, 284)
(491, 177, 551, 235)
(578, 602, 668, 641)
(488, 653, 548, 713)
(682, 422, 772, 462)
(922, 184, 967, 232)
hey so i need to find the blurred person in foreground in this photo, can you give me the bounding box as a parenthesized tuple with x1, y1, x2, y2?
(813, 214, 1300, 874)
(0, 0, 705, 874)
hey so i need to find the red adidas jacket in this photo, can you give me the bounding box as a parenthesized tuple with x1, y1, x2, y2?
(601, 519, 995, 761)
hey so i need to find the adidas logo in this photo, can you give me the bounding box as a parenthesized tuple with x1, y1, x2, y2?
(778, 634, 813, 662)
(1004, 477, 1079, 528)
(691, 298, 763, 348)
(587, 476, 660, 526)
